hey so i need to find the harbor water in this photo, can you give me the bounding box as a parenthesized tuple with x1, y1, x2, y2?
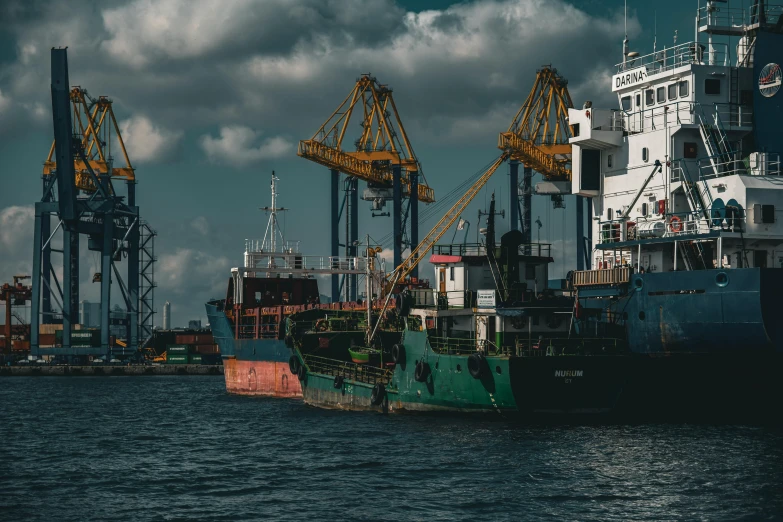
(1, 376, 782, 521)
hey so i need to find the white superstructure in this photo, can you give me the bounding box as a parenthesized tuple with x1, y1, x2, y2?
(571, 1, 783, 273)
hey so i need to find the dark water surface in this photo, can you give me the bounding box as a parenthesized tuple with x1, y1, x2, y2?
(1, 376, 782, 521)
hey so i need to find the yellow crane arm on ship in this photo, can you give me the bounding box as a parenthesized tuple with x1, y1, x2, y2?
(382, 152, 510, 295)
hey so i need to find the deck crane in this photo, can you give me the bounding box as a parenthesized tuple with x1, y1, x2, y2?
(366, 152, 509, 342)
(497, 66, 591, 270)
(298, 74, 435, 301)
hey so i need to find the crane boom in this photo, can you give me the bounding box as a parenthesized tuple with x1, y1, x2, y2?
(298, 74, 435, 203)
(499, 66, 573, 181)
(383, 152, 510, 294)
(43, 88, 135, 193)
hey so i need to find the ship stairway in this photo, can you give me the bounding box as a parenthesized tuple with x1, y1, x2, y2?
(697, 104, 734, 177)
(680, 240, 710, 270)
(678, 160, 713, 221)
(486, 245, 508, 302)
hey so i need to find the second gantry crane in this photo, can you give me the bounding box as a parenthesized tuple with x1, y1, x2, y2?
(298, 74, 435, 302)
(498, 66, 591, 270)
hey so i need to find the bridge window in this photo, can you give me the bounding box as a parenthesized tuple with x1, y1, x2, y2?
(621, 96, 631, 111)
(656, 87, 666, 103)
(636, 94, 641, 107)
(571, 123, 580, 137)
(607, 154, 613, 168)
(525, 263, 536, 280)
(606, 208, 613, 221)
(641, 202, 648, 216)
(705, 79, 721, 95)
(679, 80, 689, 97)
(668, 84, 677, 100)
(449, 267, 454, 281)
(642, 147, 649, 162)
(754, 204, 775, 224)
(645, 89, 655, 105)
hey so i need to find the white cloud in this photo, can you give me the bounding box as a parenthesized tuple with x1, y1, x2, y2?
(157, 248, 230, 295)
(0, 205, 34, 248)
(190, 216, 210, 236)
(0, 205, 35, 283)
(0, 90, 10, 113)
(200, 126, 293, 167)
(119, 115, 183, 164)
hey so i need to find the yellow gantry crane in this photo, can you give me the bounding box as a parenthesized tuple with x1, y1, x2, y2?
(498, 66, 573, 181)
(298, 74, 434, 202)
(299, 74, 436, 301)
(380, 66, 576, 294)
(43, 87, 135, 192)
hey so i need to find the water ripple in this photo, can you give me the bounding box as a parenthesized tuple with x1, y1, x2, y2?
(0, 376, 781, 521)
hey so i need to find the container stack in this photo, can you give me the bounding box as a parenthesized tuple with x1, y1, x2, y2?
(165, 333, 220, 364)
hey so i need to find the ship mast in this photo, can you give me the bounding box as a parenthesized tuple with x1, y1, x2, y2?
(259, 171, 288, 268)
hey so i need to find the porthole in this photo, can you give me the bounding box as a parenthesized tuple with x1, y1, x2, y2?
(496, 366, 502, 375)
(639, 311, 646, 320)
(716, 272, 729, 287)
(634, 277, 644, 289)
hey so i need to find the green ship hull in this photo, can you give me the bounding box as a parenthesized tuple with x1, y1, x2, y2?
(295, 330, 516, 415)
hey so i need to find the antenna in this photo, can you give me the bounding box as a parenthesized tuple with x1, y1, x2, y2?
(622, 0, 629, 68)
(654, 11, 657, 52)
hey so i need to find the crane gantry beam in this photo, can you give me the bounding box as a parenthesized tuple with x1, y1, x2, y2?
(498, 66, 573, 181)
(43, 87, 135, 193)
(298, 74, 434, 203)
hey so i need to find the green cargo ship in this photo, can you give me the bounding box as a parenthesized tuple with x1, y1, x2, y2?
(287, 221, 610, 415)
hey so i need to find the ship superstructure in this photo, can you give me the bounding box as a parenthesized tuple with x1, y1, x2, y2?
(569, 1, 783, 358)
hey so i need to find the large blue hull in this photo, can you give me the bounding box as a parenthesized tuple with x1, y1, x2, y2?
(619, 268, 783, 353)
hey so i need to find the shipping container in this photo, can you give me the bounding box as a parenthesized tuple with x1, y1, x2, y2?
(166, 354, 189, 364)
(193, 344, 219, 354)
(176, 334, 214, 345)
(167, 345, 190, 354)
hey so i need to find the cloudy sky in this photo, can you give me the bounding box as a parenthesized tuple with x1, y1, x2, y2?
(0, 0, 692, 327)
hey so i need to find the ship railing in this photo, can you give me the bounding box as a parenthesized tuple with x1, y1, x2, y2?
(698, 4, 783, 33)
(615, 41, 729, 73)
(244, 239, 301, 254)
(302, 354, 393, 386)
(244, 254, 370, 274)
(572, 267, 631, 287)
(514, 337, 623, 357)
(433, 243, 486, 257)
(662, 212, 717, 237)
(429, 336, 504, 356)
(432, 242, 552, 258)
(618, 102, 752, 135)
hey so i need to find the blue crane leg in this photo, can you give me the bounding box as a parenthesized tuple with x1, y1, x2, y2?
(331, 169, 340, 302)
(393, 165, 402, 270)
(62, 226, 74, 350)
(349, 177, 358, 301)
(410, 171, 419, 279)
(128, 181, 139, 350)
(31, 207, 43, 355)
(509, 161, 519, 231)
(101, 214, 114, 356)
